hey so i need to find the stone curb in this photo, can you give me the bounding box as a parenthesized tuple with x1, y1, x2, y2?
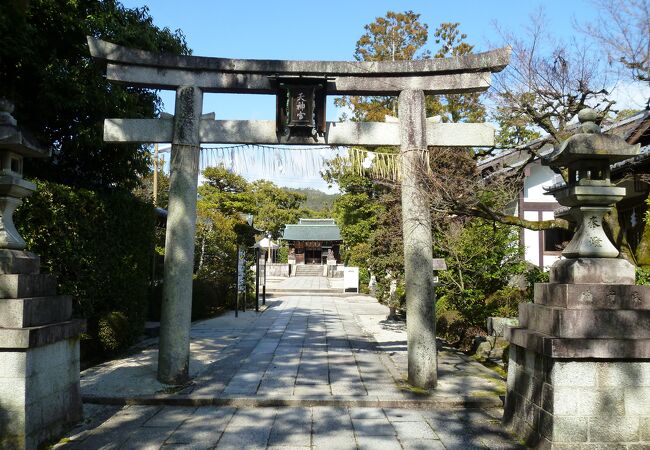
(81, 394, 502, 409)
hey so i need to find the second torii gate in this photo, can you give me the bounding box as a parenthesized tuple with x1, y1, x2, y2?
(88, 37, 509, 388)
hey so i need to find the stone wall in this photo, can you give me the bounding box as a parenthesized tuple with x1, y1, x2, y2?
(265, 263, 289, 277)
(0, 250, 84, 449)
(504, 344, 650, 449)
(0, 339, 82, 449)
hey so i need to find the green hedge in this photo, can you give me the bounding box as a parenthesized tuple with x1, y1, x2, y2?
(148, 277, 236, 322)
(15, 180, 155, 359)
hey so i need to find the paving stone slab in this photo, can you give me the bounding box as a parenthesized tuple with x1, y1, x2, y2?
(121, 426, 176, 449)
(399, 439, 446, 450)
(349, 407, 386, 419)
(392, 420, 439, 440)
(352, 417, 396, 437)
(382, 408, 425, 422)
(356, 435, 403, 449)
(143, 406, 197, 428)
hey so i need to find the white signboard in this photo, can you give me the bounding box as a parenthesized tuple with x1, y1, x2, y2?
(343, 267, 359, 293)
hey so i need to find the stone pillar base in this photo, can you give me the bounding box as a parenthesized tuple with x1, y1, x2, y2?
(0, 250, 84, 450)
(504, 281, 650, 449)
(0, 339, 83, 449)
(504, 346, 650, 449)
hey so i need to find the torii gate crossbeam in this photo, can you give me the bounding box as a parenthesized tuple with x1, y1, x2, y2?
(88, 37, 509, 388)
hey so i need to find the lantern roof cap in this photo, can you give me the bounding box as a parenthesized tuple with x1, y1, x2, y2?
(0, 99, 50, 158)
(543, 108, 639, 168)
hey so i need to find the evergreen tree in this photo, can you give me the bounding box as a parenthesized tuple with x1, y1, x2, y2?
(0, 0, 190, 189)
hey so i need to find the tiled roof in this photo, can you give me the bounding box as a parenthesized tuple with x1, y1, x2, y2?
(478, 110, 650, 178)
(298, 218, 337, 225)
(283, 218, 342, 241)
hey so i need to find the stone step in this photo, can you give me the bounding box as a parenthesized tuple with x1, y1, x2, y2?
(294, 266, 325, 276)
(0, 249, 40, 275)
(0, 319, 86, 349)
(81, 393, 502, 409)
(0, 274, 57, 299)
(265, 290, 351, 297)
(534, 283, 650, 310)
(505, 326, 650, 359)
(0, 295, 72, 328)
(294, 266, 324, 271)
(519, 303, 650, 339)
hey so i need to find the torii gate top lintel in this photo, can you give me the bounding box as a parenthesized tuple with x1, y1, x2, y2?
(88, 37, 510, 147)
(88, 37, 509, 86)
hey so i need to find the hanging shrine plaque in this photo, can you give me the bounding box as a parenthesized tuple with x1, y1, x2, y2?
(275, 77, 326, 138)
(289, 86, 314, 127)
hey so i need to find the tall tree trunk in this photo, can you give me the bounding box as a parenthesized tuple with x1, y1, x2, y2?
(636, 219, 650, 266)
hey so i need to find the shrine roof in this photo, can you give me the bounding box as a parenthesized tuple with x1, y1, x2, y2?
(282, 219, 342, 242)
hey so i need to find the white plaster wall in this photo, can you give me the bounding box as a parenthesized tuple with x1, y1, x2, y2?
(524, 165, 560, 202)
(521, 165, 564, 268)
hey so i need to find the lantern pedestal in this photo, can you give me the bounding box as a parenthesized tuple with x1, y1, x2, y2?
(503, 109, 650, 448)
(560, 206, 619, 258)
(549, 257, 636, 285)
(0, 251, 85, 450)
(503, 276, 650, 449)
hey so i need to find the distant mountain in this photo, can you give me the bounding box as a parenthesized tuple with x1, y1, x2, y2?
(285, 187, 339, 212)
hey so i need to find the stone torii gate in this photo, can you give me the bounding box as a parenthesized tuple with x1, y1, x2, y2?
(88, 37, 509, 388)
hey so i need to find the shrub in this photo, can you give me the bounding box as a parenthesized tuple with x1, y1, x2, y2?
(637, 265, 650, 285)
(191, 277, 234, 320)
(436, 309, 464, 341)
(147, 276, 235, 323)
(16, 180, 155, 360)
(277, 242, 289, 263)
(97, 311, 130, 354)
(485, 286, 528, 318)
(525, 264, 550, 285)
(435, 219, 526, 330)
(435, 308, 485, 350)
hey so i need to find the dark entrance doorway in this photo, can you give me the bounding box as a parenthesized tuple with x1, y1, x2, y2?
(305, 241, 322, 264)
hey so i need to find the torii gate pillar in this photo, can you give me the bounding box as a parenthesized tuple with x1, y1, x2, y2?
(158, 86, 203, 384)
(399, 90, 437, 388)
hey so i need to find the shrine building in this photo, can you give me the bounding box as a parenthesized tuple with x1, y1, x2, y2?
(282, 218, 342, 264)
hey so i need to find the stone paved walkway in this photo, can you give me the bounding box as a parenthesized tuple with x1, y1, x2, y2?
(54, 276, 523, 449)
(266, 275, 342, 291)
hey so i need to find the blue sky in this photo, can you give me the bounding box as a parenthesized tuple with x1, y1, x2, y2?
(118, 0, 606, 192)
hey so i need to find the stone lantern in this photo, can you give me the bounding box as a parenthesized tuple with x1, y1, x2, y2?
(0, 99, 84, 450)
(544, 108, 638, 260)
(503, 108, 650, 448)
(0, 99, 50, 252)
